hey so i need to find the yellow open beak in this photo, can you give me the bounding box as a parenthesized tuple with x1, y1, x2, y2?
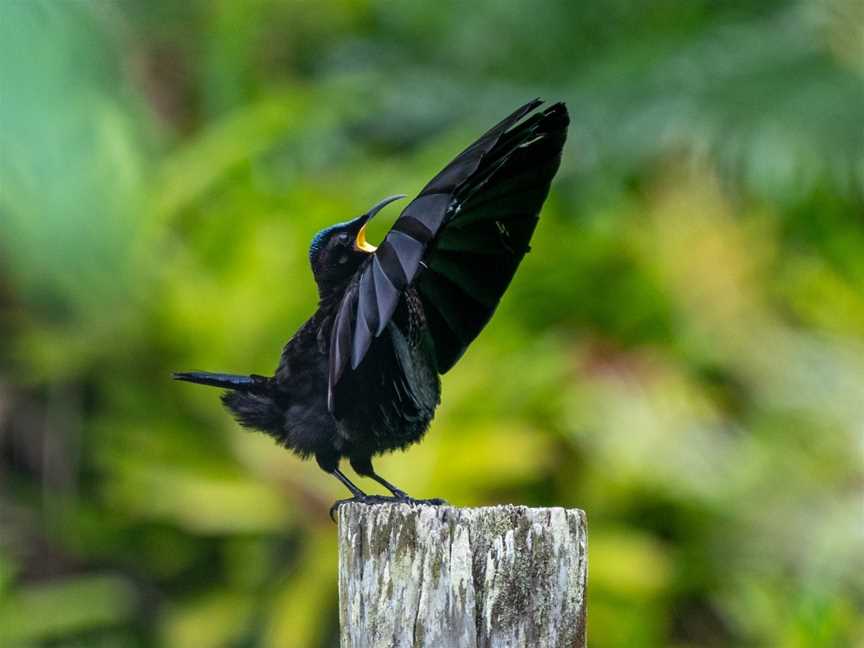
(351, 194, 406, 254)
(354, 224, 377, 253)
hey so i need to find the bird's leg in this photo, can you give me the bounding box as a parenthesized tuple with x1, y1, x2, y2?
(350, 457, 447, 506)
(372, 471, 447, 506)
(367, 471, 409, 499)
(328, 468, 401, 522)
(367, 472, 448, 506)
(331, 467, 367, 498)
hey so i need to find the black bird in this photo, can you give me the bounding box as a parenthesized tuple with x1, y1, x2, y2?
(175, 99, 568, 516)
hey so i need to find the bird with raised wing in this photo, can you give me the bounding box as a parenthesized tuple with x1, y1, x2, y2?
(175, 99, 569, 517)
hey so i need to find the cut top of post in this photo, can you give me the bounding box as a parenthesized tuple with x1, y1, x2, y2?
(338, 503, 587, 648)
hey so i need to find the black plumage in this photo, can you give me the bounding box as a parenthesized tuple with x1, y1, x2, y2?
(175, 99, 569, 516)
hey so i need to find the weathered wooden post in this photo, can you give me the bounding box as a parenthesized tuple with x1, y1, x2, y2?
(338, 503, 587, 647)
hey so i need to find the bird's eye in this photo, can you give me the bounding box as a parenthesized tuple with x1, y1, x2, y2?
(337, 233, 350, 245)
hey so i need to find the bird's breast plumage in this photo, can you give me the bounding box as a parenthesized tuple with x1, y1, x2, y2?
(329, 287, 440, 455)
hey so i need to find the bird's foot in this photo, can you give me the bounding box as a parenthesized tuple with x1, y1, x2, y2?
(401, 497, 448, 506)
(329, 494, 447, 522)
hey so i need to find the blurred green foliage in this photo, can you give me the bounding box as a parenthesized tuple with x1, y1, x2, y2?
(1, 1, 862, 646)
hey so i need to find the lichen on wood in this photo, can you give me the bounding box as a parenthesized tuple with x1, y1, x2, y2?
(338, 503, 587, 648)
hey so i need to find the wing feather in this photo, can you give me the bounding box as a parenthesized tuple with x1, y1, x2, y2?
(371, 257, 400, 329)
(386, 231, 427, 286)
(328, 100, 568, 413)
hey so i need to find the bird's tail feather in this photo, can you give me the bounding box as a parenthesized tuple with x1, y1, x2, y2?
(175, 371, 284, 438)
(173, 371, 269, 391)
(220, 390, 286, 437)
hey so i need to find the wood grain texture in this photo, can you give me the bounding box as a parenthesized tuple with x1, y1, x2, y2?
(338, 503, 587, 648)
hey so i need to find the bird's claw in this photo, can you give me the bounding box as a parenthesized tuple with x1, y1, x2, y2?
(329, 495, 448, 522)
(415, 497, 448, 506)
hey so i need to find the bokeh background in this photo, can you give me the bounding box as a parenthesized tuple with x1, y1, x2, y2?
(1, 1, 863, 646)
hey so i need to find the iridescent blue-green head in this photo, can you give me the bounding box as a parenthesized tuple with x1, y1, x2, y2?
(309, 194, 405, 294)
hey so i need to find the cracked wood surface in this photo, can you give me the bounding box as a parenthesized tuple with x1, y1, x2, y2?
(338, 503, 587, 648)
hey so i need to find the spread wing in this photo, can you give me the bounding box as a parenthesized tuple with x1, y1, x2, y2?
(328, 99, 569, 412)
